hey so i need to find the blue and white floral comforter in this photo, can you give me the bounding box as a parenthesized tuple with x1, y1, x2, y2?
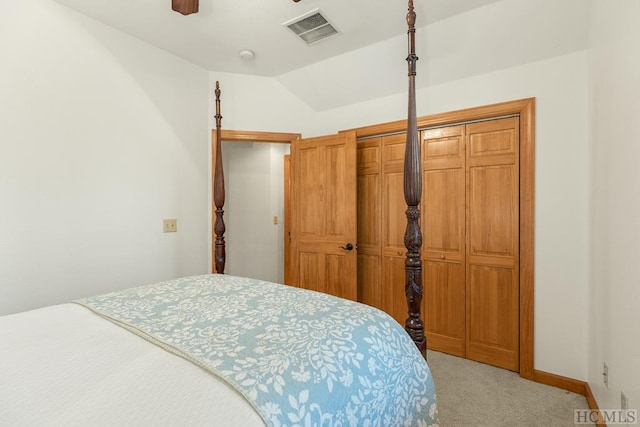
(76, 274, 439, 427)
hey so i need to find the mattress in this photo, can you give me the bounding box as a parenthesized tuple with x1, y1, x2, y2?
(1, 274, 438, 426)
(1, 303, 265, 426)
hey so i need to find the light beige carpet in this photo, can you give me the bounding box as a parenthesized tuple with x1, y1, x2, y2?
(427, 350, 594, 426)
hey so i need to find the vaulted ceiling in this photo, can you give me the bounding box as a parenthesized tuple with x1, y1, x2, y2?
(53, 0, 591, 110)
(53, 0, 504, 75)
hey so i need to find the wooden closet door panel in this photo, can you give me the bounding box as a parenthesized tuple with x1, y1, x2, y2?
(466, 117, 520, 371)
(383, 171, 406, 248)
(357, 173, 381, 249)
(357, 139, 382, 309)
(423, 169, 465, 260)
(423, 125, 465, 170)
(382, 133, 406, 251)
(422, 168, 465, 356)
(422, 126, 466, 357)
(357, 139, 381, 174)
(358, 254, 381, 308)
(468, 165, 517, 260)
(381, 170, 407, 323)
(382, 255, 407, 326)
(467, 265, 519, 370)
(357, 172, 381, 308)
(381, 134, 407, 325)
(424, 260, 465, 356)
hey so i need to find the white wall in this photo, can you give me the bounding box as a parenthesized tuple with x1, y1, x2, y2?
(588, 0, 640, 411)
(276, 0, 590, 111)
(211, 52, 591, 381)
(0, 0, 210, 315)
(209, 72, 315, 134)
(222, 142, 289, 283)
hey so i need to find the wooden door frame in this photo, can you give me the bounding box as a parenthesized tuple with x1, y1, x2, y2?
(343, 98, 535, 380)
(211, 129, 300, 279)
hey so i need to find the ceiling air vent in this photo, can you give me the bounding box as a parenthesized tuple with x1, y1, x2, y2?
(283, 9, 339, 44)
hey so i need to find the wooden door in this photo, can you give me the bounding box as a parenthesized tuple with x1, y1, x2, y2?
(421, 118, 520, 371)
(380, 133, 410, 325)
(422, 125, 466, 357)
(291, 132, 358, 301)
(357, 137, 382, 308)
(356, 133, 409, 323)
(465, 117, 520, 371)
(349, 100, 533, 374)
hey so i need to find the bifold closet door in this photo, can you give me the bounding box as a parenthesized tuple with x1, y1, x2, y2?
(356, 138, 382, 309)
(422, 125, 466, 357)
(465, 117, 520, 372)
(421, 117, 520, 372)
(356, 133, 409, 325)
(381, 134, 410, 325)
(356, 116, 520, 371)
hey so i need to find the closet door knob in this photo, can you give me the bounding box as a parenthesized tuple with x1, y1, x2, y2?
(440, 254, 446, 260)
(340, 243, 354, 251)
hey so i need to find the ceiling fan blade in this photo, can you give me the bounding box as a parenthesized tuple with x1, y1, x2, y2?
(172, 0, 199, 16)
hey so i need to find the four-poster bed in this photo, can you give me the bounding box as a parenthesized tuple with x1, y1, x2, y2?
(1, 2, 438, 425)
(212, 0, 427, 355)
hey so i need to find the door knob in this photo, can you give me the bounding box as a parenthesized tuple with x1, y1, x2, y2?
(339, 243, 354, 251)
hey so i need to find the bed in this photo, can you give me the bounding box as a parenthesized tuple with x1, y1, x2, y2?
(0, 2, 437, 426)
(2, 274, 437, 426)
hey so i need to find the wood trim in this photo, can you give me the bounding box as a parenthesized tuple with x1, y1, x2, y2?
(346, 98, 535, 139)
(585, 383, 606, 427)
(533, 370, 606, 426)
(533, 369, 586, 396)
(284, 154, 292, 285)
(211, 129, 299, 273)
(519, 99, 535, 380)
(343, 97, 536, 379)
(219, 129, 300, 143)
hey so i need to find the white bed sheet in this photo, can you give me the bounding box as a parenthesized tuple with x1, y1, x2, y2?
(0, 303, 266, 427)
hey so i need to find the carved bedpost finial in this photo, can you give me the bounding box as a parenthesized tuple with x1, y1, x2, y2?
(404, 0, 426, 358)
(214, 81, 222, 131)
(406, 0, 418, 78)
(407, 0, 416, 29)
(213, 81, 226, 274)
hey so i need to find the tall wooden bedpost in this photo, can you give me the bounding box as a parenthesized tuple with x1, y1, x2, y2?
(404, 0, 426, 357)
(213, 81, 226, 274)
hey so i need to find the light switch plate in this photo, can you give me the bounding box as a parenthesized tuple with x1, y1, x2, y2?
(163, 218, 177, 233)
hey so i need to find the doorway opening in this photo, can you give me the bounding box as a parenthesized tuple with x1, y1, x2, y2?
(222, 142, 290, 283)
(211, 130, 300, 282)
